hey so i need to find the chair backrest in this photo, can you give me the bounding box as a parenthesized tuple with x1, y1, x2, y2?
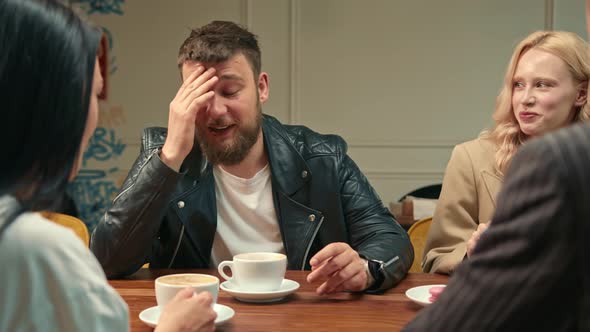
(407, 217, 432, 273)
(39, 211, 89, 247)
(398, 184, 442, 202)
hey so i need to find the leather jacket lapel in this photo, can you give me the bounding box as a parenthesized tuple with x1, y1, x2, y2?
(262, 116, 325, 269)
(263, 117, 311, 196)
(171, 170, 217, 266)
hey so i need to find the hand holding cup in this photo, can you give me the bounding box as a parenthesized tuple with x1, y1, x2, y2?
(156, 288, 217, 332)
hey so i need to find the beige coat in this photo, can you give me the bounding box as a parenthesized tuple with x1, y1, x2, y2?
(422, 138, 503, 274)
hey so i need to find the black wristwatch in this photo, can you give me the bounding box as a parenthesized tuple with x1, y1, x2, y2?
(366, 259, 385, 290)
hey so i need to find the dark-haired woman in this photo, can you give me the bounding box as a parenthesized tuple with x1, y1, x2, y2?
(0, 1, 215, 331)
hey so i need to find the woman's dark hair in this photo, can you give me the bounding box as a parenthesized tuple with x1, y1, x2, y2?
(0, 0, 101, 210)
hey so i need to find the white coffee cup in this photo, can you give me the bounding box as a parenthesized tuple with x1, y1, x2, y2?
(155, 273, 219, 309)
(217, 252, 287, 292)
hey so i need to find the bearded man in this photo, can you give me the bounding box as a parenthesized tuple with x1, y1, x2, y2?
(91, 21, 412, 294)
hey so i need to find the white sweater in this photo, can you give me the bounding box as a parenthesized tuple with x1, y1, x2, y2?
(0, 195, 129, 332)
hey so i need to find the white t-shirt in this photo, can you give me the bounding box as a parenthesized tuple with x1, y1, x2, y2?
(210, 164, 285, 267)
(0, 196, 129, 332)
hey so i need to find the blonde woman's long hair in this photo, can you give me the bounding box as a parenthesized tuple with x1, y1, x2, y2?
(481, 31, 590, 174)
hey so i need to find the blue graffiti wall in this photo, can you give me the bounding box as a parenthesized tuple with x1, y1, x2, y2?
(68, 1, 127, 231)
(78, 0, 125, 15)
(68, 128, 126, 230)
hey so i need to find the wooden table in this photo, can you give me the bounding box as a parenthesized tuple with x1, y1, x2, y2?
(110, 270, 448, 332)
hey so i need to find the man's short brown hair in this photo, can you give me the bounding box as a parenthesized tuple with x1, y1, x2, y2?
(177, 20, 261, 79)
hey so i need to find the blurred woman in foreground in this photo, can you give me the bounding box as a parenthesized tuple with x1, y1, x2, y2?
(0, 1, 215, 331)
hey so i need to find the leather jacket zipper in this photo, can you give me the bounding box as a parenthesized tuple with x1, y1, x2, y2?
(168, 224, 185, 268)
(300, 215, 324, 270)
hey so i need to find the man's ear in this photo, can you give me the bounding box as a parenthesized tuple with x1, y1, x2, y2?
(258, 72, 269, 104)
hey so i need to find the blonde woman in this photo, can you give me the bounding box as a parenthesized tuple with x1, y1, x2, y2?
(423, 31, 590, 274)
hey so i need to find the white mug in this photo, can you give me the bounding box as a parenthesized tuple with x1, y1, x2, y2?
(218, 252, 287, 292)
(155, 273, 219, 309)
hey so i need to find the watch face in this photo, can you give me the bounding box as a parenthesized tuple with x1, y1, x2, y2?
(364, 260, 385, 290)
(368, 260, 384, 278)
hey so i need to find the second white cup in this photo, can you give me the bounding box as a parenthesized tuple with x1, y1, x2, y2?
(218, 252, 287, 292)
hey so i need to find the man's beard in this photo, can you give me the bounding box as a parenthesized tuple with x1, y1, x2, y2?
(196, 105, 262, 166)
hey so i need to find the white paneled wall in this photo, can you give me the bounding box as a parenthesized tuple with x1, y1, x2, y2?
(292, 0, 546, 202)
(554, 0, 587, 33)
(81, 0, 587, 225)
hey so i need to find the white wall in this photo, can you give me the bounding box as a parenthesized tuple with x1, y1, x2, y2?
(554, 0, 587, 33)
(73, 0, 588, 227)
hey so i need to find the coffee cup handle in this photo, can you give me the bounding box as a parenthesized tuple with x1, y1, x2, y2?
(217, 261, 234, 281)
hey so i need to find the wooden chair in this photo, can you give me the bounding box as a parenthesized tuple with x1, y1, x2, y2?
(407, 217, 432, 273)
(397, 184, 442, 202)
(40, 211, 90, 247)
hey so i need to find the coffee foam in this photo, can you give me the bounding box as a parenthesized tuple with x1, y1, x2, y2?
(236, 252, 286, 261)
(158, 274, 216, 286)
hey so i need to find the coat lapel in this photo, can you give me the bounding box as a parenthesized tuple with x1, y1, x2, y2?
(481, 170, 502, 208)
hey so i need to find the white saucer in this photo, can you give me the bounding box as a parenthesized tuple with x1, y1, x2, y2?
(220, 279, 300, 303)
(139, 303, 234, 328)
(405, 284, 446, 307)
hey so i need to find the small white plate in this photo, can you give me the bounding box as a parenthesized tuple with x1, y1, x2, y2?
(139, 303, 234, 328)
(220, 279, 300, 303)
(405, 284, 446, 307)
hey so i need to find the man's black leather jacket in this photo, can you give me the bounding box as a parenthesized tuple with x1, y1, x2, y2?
(91, 115, 413, 292)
